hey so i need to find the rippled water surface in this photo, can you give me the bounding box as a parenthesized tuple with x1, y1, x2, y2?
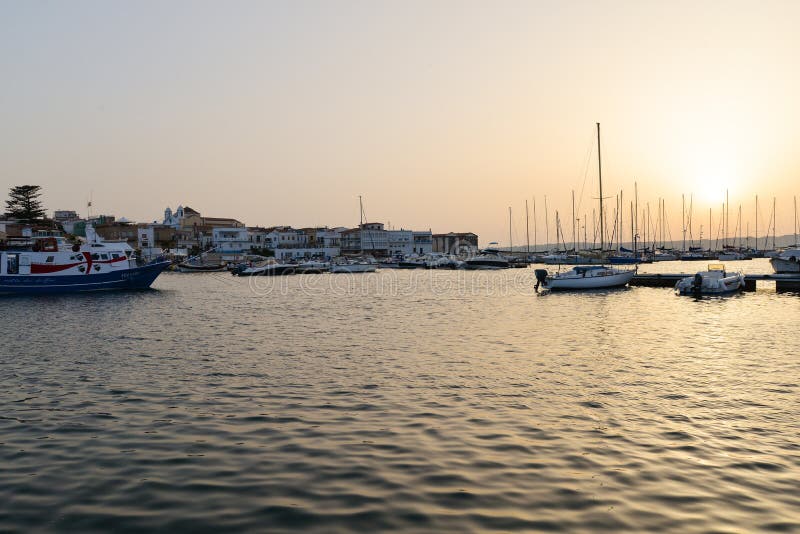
(3, 260, 800, 533)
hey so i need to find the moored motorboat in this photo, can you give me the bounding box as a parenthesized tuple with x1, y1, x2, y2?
(294, 260, 330, 274)
(534, 265, 635, 291)
(769, 248, 800, 274)
(674, 264, 745, 295)
(330, 257, 377, 273)
(240, 262, 295, 276)
(177, 262, 227, 273)
(464, 248, 509, 270)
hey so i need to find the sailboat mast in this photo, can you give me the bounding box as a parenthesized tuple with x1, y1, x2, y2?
(509, 207, 513, 253)
(634, 182, 638, 252)
(533, 197, 537, 253)
(725, 189, 729, 248)
(773, 197, 777, 250)
(795, 195, 798, 246)
(571, 190, 576, 252)
(630, 201, 634, 252)
(525, 199, 530, 255)
(755, 195, 758, 252)
(738, 205, 742, 248)
(682, 194, 686, 253)
(597, 123, 604, 252)
(618, 190, 623, 252)
(545, 196, 550, 251)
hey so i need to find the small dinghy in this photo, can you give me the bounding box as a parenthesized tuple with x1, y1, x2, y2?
(674, 264, 745, 296)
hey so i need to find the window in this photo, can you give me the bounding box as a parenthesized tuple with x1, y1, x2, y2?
(46, 256, 55, 263)
(91, 253, 100, 260)
(7, 254, 18, 274)
(101, 254, 109, 260)
(112, 253, 120, 259)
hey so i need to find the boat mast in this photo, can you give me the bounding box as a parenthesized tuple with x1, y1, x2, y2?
(773, 197, 777, 250)
(708, 208, 712, 252)
(525, 199, 530, 255)
(755, 195, 758, 252)
(738, 205, 742, 248)
(619, 190, 623, 253)
(630, 201, 634, 253)
(544, 196, 549, 251)
(795, 195, 798, 246)
(508, 207, 513, 254)
(533, 197, 537, 253)
(682, 194, 686, 253)
(571, 190, 576, 252)
(597, 123, 604, 252)
(634, 182, 638, 253)
(725, 189, 729, 248)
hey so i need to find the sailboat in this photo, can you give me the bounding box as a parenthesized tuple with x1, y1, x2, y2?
(535, 123, 636, 291)
(331, 196, 377, 273)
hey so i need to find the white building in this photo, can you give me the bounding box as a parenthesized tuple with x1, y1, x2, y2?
(412, 231, 433, 255)
(212, 227, 251, 257)
(387, 230, 414, 256)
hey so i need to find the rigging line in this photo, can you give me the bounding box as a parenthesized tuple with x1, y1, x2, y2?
(575, 126, 595, 217)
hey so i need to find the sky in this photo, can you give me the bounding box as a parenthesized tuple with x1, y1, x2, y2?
(2, 0, 800, 246)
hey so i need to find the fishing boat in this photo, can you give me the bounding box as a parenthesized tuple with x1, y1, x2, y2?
(769, 248, 800, 274)
(0, 235, 170, 295)
(534, 265, 635, 291)
(674, 264, 745, 295)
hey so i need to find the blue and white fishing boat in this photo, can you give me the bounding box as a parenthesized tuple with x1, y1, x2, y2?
(0, 234, 170, 295)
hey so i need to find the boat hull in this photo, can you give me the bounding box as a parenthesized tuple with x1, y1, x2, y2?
(545, 269, 635, 290)
(177, 263, 226, 273)
(330, 264, 377, 273)
(770, 257, 800, 274)
(464, 260, 509, 270)
(0, 261, 171, 295)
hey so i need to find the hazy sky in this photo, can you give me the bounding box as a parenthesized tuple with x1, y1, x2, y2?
(2, 0, 800, 245)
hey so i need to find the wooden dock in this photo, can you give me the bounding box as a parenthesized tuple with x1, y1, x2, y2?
(631, 273, 800, 292)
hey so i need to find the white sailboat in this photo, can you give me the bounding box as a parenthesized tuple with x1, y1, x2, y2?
(534, 123, 635, 291)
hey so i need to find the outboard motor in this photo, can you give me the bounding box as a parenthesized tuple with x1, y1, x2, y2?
(692, 272, 703, 296)
(534, 269, 549, 292)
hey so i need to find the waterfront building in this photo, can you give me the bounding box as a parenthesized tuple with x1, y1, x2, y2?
(412, 231, 433, 255)
(212, 227, 251, 257)
(387, 229, 414, 256)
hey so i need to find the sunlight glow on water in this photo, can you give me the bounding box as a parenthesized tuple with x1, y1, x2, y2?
(2, 263, 799, 532)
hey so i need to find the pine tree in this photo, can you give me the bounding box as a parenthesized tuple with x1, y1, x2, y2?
(5, 185, 46, 221)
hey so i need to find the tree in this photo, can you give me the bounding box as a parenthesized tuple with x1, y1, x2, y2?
(5, 185, 46, 221)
